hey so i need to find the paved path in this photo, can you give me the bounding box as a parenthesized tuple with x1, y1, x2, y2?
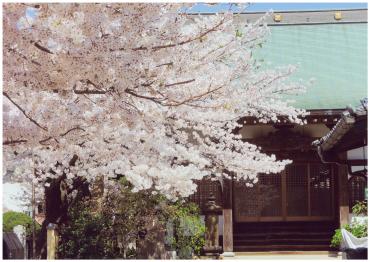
(223, 251, 342, 260)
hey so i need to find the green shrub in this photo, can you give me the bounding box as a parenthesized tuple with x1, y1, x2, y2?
(350, 223, 368, 238)
(331, 224, 350, 248)
(57, 178, 205, 259)
(331, 200, 368, 248)
(352, 200, 367, 216)
(57, 200, 119, 259)
(164, 202, 205, 258)
(331, 223, 368, 248)
(3, 211, 40, 236)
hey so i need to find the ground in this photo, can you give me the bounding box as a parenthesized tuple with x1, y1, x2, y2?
(223, 251, 342, 260)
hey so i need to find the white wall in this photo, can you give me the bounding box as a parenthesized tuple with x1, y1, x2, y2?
(347, 146, 367, 160)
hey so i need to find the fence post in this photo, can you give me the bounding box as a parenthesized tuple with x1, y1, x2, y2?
(47, 223, 58, 259)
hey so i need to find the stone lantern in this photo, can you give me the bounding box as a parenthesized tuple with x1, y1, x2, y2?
(202, 193, 222, 258)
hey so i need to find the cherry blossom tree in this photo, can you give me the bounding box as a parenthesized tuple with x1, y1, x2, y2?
(3, 3, 306, 201)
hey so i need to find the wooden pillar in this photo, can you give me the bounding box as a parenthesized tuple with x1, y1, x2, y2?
(47, 223, 58, 260)
(337, 164, 350, 226)
(222, 178, 234, 257)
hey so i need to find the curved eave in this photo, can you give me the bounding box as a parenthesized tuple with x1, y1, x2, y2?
(312, 100, 367, 162)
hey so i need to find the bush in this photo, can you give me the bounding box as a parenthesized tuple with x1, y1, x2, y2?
(331, 224, 350, 248)
(352, 200, 367, 216)
(331, 201, 368, 248)
(331, 223, 368, 248)
(57, 200, 119, 259)
(57, 178, 205, 259)
(164, 202, 205, 257)
(330, 223, 367, 247)
(3, 211, 40, 236)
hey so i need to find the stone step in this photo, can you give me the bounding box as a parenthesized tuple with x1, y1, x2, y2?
(234, 244, 333, 252)
(234, 231, 333, 240)
(234, 225, 336, 231)
(234, 238, 331, 245)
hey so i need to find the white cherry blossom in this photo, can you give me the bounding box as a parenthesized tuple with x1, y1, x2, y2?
(3, 3, 306, 200)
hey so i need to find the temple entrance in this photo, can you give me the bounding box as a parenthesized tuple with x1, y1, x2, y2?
(233, 163, 335, 222)
(233, 163, 337, 251)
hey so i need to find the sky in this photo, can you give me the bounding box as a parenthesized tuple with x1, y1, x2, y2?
(188, 2, 368, 13)
(3, 183, 29, 212)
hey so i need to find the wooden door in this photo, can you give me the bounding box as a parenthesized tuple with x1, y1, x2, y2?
(234, 163, 335, 222)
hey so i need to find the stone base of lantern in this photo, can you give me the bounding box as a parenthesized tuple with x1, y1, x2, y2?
(203, 246, 222, 258)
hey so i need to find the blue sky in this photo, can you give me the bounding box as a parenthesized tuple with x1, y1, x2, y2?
(188, 2, 368, 13)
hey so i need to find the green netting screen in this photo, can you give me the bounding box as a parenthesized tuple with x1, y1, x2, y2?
(255, 23, 367, 109)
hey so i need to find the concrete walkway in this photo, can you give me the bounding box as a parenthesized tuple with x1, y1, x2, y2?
(223, 251, 342, 260)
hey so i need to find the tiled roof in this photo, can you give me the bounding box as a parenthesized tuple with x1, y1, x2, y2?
(3, 232, 24, 259)
(254, 23, 367, 109)
(312, 98, 367, 151)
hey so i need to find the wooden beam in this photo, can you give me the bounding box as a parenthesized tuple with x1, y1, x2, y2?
(337, 165, 350, 226)
(282, 170, 287, 220)
(237, 109, 344, 127)
(347, 159, 367, 166)
(307, 164, 311, 216)
(222, 178, 234, 256)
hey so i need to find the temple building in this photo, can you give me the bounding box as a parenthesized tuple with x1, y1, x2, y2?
(190, 8, 367, 254)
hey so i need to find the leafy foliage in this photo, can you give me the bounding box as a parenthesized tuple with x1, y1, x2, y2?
(3, 211, 40, 236)
(58, 178, 205, 259)
(331, 224, 351, 248)
(352, 200, 367, 216)
(57, 199, 119, 259)
(331, 223, 368, 248)
(331, 202, 368, 248)
(164, 201, 205, 257)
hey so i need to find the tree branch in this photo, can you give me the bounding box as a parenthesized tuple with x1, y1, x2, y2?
(73, 80, 107, 94)
(3, 92, 48, 131)
(156, 62, 173, 68)
(165, 79, 195, 88)
(131, 18, 225, 52)
(124, 88, 164, 105)
(3, 139, 28, 145)
(60, 126, 86, 137)
(73, 89, 107, 95)
(39, 127, 85, 145)
(163, 84, 225, 107)
(32, 41, 54, 54)
(39, 136, 53, 145)
(7, 46, 41, 66)
(151, 19, 225, 51)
